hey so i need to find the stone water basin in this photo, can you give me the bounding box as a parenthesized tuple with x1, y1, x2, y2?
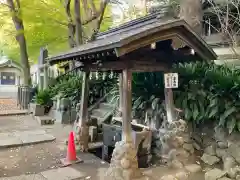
(102, 117, 152, 167)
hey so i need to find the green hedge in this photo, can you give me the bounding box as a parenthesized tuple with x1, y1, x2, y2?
(174, 62, 240, 133)
(35, 72, 118, 107)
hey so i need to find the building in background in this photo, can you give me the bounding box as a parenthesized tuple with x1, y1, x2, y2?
(0, 56, 23, 98)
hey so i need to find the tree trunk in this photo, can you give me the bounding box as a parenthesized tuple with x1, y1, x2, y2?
(179, 0, 203, 35)
(74, 0, 83, 46)
(6, 0, 31, 86)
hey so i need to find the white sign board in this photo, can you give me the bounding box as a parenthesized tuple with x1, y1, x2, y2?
(164, 73, 178, 88)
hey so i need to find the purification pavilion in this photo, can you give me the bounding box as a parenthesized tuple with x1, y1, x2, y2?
(47, 14, 217, 179)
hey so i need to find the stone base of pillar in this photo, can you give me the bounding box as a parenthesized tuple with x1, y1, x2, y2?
(105, 141, 142, 180)
(158, 119, 195, 168)
(76, 124, 89, 152)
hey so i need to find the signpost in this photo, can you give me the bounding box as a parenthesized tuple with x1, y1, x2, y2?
(164, 73, 178, 122)
(164, 73, 178, 88)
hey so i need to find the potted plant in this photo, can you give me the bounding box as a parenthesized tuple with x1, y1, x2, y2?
(33, 90, 51, 116)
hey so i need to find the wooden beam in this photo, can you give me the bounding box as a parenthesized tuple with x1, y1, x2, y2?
(118, 72, 123, 116)
(82, 58, 170, 72)
(122, 69, 133, 143)
(164, 87, 176, 123)
(115, 29, 177, 57)
(79, 71, 90, 127)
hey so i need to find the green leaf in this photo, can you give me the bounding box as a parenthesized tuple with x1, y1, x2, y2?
(227, 118, 236, 134)
(193, 104, 199, 121)
(238, 121, 240, 132)
(152, 98, 160, 110)
(208, 106, 218, 118)
(219, 107, 237, 126)
(209, 98, 218, 108)
(184, 107, 192, 121)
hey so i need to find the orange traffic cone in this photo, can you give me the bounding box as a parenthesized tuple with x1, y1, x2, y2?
(60, 131, 83, 167)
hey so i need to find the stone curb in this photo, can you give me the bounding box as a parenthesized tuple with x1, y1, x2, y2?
(0, 137, 56, 149)
(0, 133, 56, 149)
(0, 167, 87, 180)
(0, 110, 29, 116)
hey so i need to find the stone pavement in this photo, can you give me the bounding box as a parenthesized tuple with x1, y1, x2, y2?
(0, 129, 55, 148)
(0, 167, 86, 180)
(0, 164, 204, 180)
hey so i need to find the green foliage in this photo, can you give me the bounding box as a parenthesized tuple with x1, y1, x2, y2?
(110, 62, 240, 133)
(37, 71, 118, 107)
(0, 0, 113, 63)
(173, 62, 240, 133)
(35, 89, 51, 105)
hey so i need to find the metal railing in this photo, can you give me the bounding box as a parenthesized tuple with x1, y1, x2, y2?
(17, 86, 34, 110)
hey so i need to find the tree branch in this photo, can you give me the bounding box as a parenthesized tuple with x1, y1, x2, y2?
(82, 0, 110, 25)
(89, 0, 109, 41)
(82, 0, 91, 20)
(89, 0, 97, 15)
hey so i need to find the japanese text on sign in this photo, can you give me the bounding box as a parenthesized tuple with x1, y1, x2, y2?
(164, 73, 178, 88)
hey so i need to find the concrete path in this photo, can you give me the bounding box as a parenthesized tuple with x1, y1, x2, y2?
(0, 167, 86, 180)
(0, 129, 55, 148)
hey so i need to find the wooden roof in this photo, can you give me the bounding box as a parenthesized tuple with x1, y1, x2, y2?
(47, 14, 217, 69)
(0, 57, 22, 71)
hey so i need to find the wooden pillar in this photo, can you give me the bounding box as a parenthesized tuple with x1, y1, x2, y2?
(122, 69, 133, 142)
(79, 71, 90, 127)
(164, 88, 175, 123)
(118, 72, 123, 116)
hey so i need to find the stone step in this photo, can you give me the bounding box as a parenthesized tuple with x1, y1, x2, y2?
(99, 103, 115, 110)
(35, 115, 55, 125)
(90, 115, 105, 125)
(91, 109, 109, 118)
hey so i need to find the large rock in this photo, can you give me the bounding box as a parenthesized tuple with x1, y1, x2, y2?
(171, 159, 184, 169)
(204, 145, 216, 156)
(192, 141, 201, 150)
(228, 144, 240, 163)
(205, 168, 226, 180)
(160, 175, 177, 180)
(185, 164, 202, 173)
(183, 143, 194, 154)
(201, 153, 220, 166)
(214, 126, 228, 142)
(217, 141, 228, 149)
(227, 166, 240, 179)
(175, 171, 188, 180)
(223, 156, 237, 171)
(216, 148, 228, 158)
(237, 175, 240, 180)
(218, 178, 232, 180)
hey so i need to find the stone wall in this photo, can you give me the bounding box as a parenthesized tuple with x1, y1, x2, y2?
(151, 119, 240, 180)
(195, 125, 240, 180)
(151, 119, 196, 168)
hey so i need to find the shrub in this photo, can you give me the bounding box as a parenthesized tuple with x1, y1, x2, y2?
(35, 89, 51, 106)
(173, 62, 240, 133)
(37, 71, 118, 108)
(115, 62, 240, 133)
